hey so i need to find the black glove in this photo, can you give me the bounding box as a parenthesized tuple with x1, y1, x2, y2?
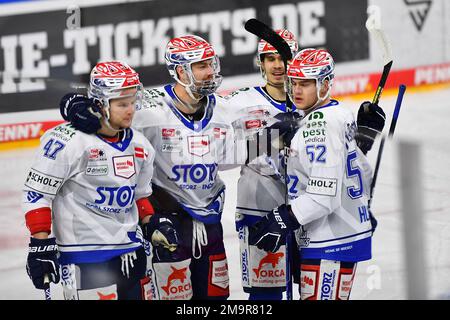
(267, 112, 302, 147)
(356, 101, 386, 154)
(26, 237, 60, 290)
(249, 204, 300, 253)
(59, 93, 102, 134)
(142, 213, 179, 253)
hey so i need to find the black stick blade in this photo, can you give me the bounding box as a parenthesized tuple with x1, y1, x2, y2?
(244, 19, 292, 61)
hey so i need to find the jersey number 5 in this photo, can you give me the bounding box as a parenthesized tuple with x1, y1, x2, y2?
(43, 139, 65, 160)
(346, 151, 363, 199)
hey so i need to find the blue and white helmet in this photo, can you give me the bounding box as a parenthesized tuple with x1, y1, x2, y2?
(88, 61, 142, 130)
(256, 29, 299, 80)
(165, 35, 222, 100)
(286, 48, 335, 105)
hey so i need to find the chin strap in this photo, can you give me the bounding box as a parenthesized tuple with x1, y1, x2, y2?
(99, 99, 125, 133)
(173, 85, 204, 112)
(102, 119, 123, 133)
(300, 79, 332, 116)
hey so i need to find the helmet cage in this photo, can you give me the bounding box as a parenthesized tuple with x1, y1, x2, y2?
(88, 61, 143, 128)
(165, 35, 223, 99)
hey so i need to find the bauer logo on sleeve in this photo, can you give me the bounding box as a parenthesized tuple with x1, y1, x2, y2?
(25, 168, 63, 195)
(112, 156, 136, 179)
(306, 177, 337, 196)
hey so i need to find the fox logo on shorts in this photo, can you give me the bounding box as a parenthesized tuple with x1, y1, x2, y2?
(161, 266, 188, 295)
(97, 292, 117, 300)
(253, 252, 284, 278)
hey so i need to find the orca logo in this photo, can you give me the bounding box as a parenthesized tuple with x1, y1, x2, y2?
(253, 252, 284, 278)
(404, 0, 433, 32)
(161, 266, 189, 295)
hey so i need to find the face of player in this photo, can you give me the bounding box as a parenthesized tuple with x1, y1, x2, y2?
(289, 78, 320, 110)
(107, 88, 137, 129)
(262, 53, 285, 85)
(190, 58, 216, 83)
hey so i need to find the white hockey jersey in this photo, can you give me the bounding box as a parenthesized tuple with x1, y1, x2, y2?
(221, 86, 299, 225)
(132, 84, 240, 224)
(22, 124, 155, 264)
(287, 100, 373, 262)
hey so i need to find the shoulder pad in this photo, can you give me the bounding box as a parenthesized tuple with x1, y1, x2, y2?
(145, 88, 166, 99)
(139, 89, 165, 111)
(47, 123, 78, 142)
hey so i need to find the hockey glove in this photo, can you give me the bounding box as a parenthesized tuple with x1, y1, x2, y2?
(26, 237, 60, 289)
(249, 204, 300, 253)
(356, 101, 386, 154)
(143, 213, 179, 253)
(59, 93, 102, 134)
(267, 112, 302, 148)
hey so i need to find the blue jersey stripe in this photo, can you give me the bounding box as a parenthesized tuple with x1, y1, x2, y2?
(300, 237, 372, 262)
(58, 246, 141, 264)
(309, 229, 372, 244)
(163, 84, 215, 132)
(58, 242, 136, 248)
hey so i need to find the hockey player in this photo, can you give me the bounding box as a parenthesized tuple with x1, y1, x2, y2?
(222, 29, 301, 300)
(57, 36, 240, 300)
(23, 61, 164, 300)
(56, 39, 385, 301)
(250, 48, 383, 300)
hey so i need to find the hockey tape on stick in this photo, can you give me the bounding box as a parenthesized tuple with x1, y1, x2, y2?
(244, 19, 292, 61)
(369, 84, 406, 208)
(365, 5, 393, 109)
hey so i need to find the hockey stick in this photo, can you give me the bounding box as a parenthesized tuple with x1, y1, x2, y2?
(364, 5, 393, 112)
(369, 84, 406, 208)
(364, 5, 398, 208)
(43, 274, 52, 300)
(244, 18, 295, 300)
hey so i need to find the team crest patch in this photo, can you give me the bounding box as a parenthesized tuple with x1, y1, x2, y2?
(112, 155, 135, 179)
(188, 135, 210, 157)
